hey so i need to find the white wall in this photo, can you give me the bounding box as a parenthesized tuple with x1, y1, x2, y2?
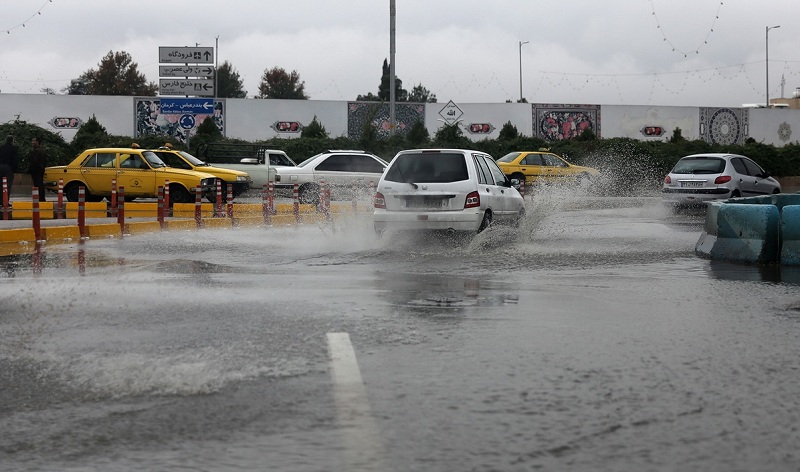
(2, 93, 800, 147)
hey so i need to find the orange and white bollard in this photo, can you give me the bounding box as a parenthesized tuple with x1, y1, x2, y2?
(2, 176, 8, 220)
(267, 181, 275, 215)
(110, 178, 117, 217)
(215, 179, 223, 217)
(261, 184, 271, 225)
(117, 186, 125, 231)
(78, 186, 87, 239)
(226, 185, 234, 220)
(157, 186, 165, 228)
(57, 179, 65, 219)
(163, 180, 170, 216)
(194, 186, 202, 228)
(32, 187, 42, 242)
(293, 183, 300, 224)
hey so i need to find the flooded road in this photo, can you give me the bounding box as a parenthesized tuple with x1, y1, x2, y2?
(2, 194, 800, 472)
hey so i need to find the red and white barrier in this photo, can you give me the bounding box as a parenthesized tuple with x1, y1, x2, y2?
(293, 183, 300, 224)
(194, 186, 202, 228)
(32, 187, 42, 242)
(215, 179, 223, 217)
(163, 180, 170, 216)
(78, 186, 87, 239)
(2, 176, 8, 220)
(116, 186, 125, 232)
(57, 179, 65, 219)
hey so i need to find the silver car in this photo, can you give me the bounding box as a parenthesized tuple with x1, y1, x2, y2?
(373, 149, 525, 235)
(662, 153, 781, 207)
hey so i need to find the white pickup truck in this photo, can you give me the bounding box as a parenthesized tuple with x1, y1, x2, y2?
(195, 143, 298, 193)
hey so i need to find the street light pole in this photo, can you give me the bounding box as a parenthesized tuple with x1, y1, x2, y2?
(519, 41, 529, 102)
(766, 25, 780, 108)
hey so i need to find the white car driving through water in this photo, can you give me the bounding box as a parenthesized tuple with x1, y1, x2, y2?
(373, 149, 525, 236)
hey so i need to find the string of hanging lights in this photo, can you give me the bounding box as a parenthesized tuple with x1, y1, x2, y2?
(649, 0, 724, 57)
(3, 0, 54, 35)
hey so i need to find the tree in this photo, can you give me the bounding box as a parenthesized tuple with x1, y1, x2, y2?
(408, 84, 437, 103)
(407, 120, 430, 146)
(301, 116, 329, 139)
(498, 121, 519, 141)
(257, 67, 308, 99)
(358, 59, 438, 103)
(64, 51, 157, 96)
(216, 61, 247, 98)
(70, 114, 109, 151)
(357, 59, 408, 102)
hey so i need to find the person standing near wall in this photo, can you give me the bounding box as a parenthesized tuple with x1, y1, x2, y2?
(0, 135, 18, 194)
(29, 136, 47, 202)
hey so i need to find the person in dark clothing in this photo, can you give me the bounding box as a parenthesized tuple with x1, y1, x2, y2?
(29, 136, 47, 202)
(0, 135, 18, 194)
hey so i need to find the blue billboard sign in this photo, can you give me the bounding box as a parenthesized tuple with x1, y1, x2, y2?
(159, 98, 215, 115)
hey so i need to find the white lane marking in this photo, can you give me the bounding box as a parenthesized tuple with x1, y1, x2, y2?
(327, 332, 388, 472)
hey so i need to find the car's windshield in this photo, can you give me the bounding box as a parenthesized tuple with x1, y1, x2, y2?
(497, 152, 521, 163)
(178, 151, 206, 166)
(384, 152, 469, 183)
(143, 151, 167, 168)
(671, 157, 726, 174)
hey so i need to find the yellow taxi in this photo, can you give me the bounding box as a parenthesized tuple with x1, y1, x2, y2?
(149, 145, 252, 200)
(496, 150, 600, 185)
(44, 147, 218, 203)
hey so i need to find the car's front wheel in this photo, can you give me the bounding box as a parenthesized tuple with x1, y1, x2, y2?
(63, 182, 82, 202)
(169, 185, 192, 205)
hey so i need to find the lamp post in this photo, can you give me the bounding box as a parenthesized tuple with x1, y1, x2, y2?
(519, 41, 529, 102)
(766, 25, 780, 108)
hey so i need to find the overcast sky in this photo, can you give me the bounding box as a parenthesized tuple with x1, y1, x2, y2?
(1, 0, 798, 107)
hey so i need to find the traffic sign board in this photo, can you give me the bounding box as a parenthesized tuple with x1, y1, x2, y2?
(159, 65, 215, 78)
(159, 78, 215, 97)
(159, 98, 215, 115)
(159, 46, 214, 64)
(179, 114, 196, 130)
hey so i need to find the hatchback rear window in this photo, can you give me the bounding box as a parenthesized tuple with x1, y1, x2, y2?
(385, 152, 469, 183)
(671, 157, 726, 174)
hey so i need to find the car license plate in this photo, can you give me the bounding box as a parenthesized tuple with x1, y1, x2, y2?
(404, 196, 444, 209)
(680, 181, 704, 188)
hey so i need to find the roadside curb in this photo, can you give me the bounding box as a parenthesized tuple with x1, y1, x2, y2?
(0, 201, 372, 256)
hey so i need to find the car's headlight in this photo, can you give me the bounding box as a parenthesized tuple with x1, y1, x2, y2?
(236, 176, 249, 182)
(201, 178, 216, 186)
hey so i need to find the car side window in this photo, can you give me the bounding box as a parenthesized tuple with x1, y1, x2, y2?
(121, 154, 147, 169)
(83, 152, 115, 168)
(484, 156, 508, 186)
(473, 154, 492, 185)
(730, 158, 747, 175)
(522, 154, 544, 166)
(543, 154, 567, 167)
(352, 155, 385, 173)
(269, 153, 292, 166)
(315, 154, 350, 172)
(742, 158, 765, 177)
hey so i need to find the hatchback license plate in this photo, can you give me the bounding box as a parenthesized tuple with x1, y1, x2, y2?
(680, 181, 704, 188)
(405, 196, 445, 208)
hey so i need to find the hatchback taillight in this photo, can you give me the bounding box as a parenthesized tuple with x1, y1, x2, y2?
(714, 175, 732, 184)
(465, 191, 480, 208)
(664, 176, 672, 184)
(374, 191, 386, 209)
